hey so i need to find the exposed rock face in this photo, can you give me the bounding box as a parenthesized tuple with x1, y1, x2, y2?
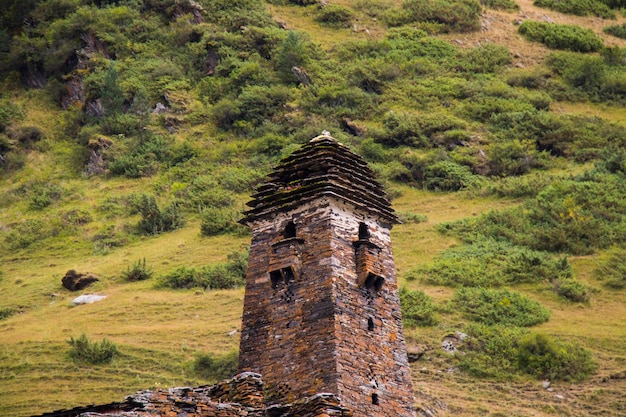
(35, 373, 353, 417)
(238, 134, 415, 416)
(62, 270, 99, 291)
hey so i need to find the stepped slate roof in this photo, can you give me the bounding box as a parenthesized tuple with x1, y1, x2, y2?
(241, 133, 399, 224)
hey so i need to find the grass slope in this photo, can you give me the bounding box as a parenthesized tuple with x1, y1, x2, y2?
(1, 1, 626, 416)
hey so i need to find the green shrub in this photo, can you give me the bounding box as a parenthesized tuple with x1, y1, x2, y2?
(456, 43, 512, 73)
(315, 5, 354, 28)
(517, 333, 597, 381)
(423, 160, 479, 191)
(0, 307, 15, 321)
(480, 0, 519, 10)
(159, 249, 248, 290)
(454, 287, 550, 327)
(68, 334, 118, 365)
(414, 239, 571, 287)
(519, 21, 604, 52)
(386, 0, 482, 33)
(486, 139, 543, 177)
(594, 247, 626, 289)
(399, 288, 438, 327)
(479, 173, 556, 198)
(193, 350, 239, 382)
(603, 23, 626, 39)
(534, 0, 615, 19)
(458, 323, 529, 378)
(0, 98, 23, 133)
(134, 194, 184, 235)
(28, 182, 64, 210)
(553, 278, 591, 302)
(122, 258, 153, 282)
(441, 173, 626, 255)
(200, 207, 245, 236)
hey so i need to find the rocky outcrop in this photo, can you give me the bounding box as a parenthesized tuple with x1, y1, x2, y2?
(36, 373, 353, 417)
(62, 270, 99, 291)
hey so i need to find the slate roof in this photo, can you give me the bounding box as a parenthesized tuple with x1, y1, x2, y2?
(241, 133, 399, 224)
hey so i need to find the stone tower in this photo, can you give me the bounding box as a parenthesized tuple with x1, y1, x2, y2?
(238, 134, 415, 417)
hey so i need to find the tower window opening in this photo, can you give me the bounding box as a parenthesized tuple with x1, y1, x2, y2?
(372, 393, 379, 405)
(269, 266, 296, 289)
(364, 272, 385, 292)
(284, 221, 296, 239)
(358, 222, 370, 240)
(368, 317, 374, 331)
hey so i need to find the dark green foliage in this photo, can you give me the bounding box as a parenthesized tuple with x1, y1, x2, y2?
(553, 278, 590, 302)
(479, 173, 556, 198)
(386, 0, 481, 33)
(399, 287, 438, 327)
(423, 160, 479, 191)
(480, 0, 519, 11)
(486, 139, 544, 177)
(200, 207, 246, 236)
(603, 23, 626, 39)
(193, 350, 239, 382)
(441, 173, 626, 255)
(134, 194, 184, 235)
(594, 247, 626, 289)
(489, 109, 626, 160)
(0, 98, 23, 133)
(68, 334, 118, 365)
(28, 182, 64, 210)
(458, 323, 529, 378)
(315, 5, 354, 28)
(517, 333, 597, 381)
(534, 0, 615, 19)
(453, 287, 550, 327)
(455, 43, 512, 73)
(518, 21, 604, 52)
(122, 258, 153, 282)
(413, 239, 571, 287)
(274, 31, 310, 84)
(0, 307, 15, 321)
(159, 249, 248, 290)
(100, 64, 124, 116)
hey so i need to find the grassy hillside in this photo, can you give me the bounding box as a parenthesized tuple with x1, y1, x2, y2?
(1, 0, 626, 416)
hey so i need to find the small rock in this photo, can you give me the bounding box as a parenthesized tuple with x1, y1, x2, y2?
(555, 394, 564, 399)
(72, 294, 107, 305)
(228, 329, 238, 337)
(542, 380, 551, 389)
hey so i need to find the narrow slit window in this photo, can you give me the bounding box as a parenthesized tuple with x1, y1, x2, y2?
(368, 317, 374, 331)
(284, 221, 296, 239)
(358, 222, 370, 240)
(372, 393, 379, 405)
(270, 270, 282, 288)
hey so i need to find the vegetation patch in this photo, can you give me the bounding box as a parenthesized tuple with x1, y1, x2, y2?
(399, 288, 438, 327)
(603, 23, 626, 39)
(519, 21, 604, 52)
(439, 172, 626, 255)
(122, 258, 153, 282)
(453, 287, 550, 327)
(534, 0, 616, 19)
(553, 278, 591, 302)
(480, 0, 519, 11)
(593, 247, 626, 289)
(68, 334, 118, 365)
(458, 323, 529, 378)
(159, 249, 248, 290)
(517, 333, 597, 381)
(192, 350, 239, 382)
(408, 239, 571, 287)
(384, 0, 482, 33)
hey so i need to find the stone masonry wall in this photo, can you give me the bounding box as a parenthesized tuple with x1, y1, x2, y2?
(239, 198, 341, 403)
